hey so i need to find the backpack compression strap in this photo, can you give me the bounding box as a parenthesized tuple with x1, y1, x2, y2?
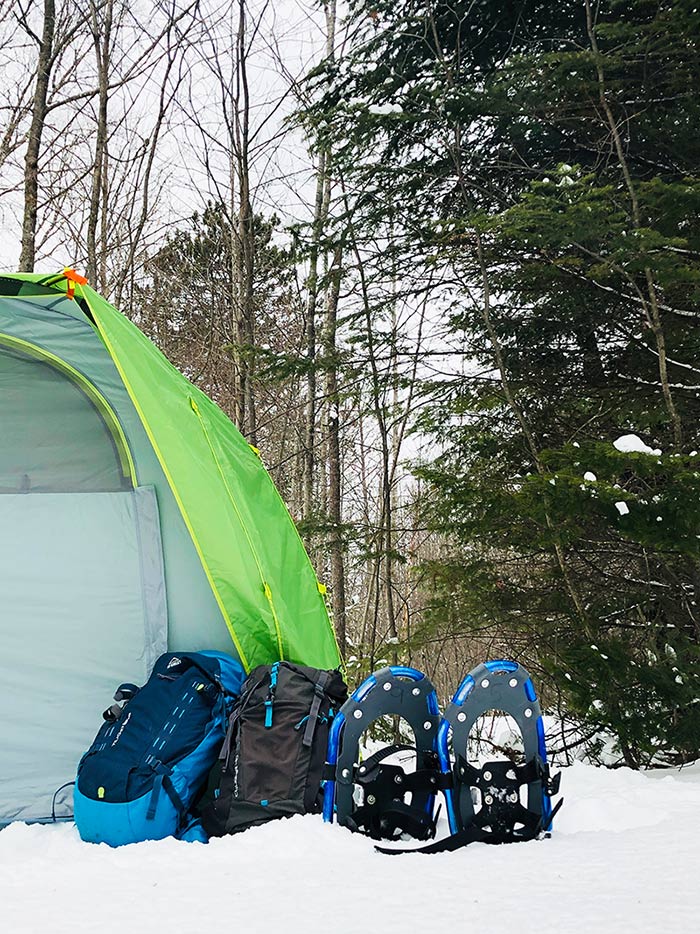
(146, 762, 187, 823)
(302, 670, 332, 747)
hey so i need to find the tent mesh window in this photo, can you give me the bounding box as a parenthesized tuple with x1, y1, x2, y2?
(0, 343, 133, 493)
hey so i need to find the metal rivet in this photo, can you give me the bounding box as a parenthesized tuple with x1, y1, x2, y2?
(483, 770, 492, 781)
(383, 682, 392, 691)
(524, 708, 532, 718)
(412, 687, 420, 696)
(509, 678, 518, 688)
(367, 794, 376, 805)
(484, 794, 493, 805)
(341, 768, 350, 778)
(509, 793, 518, 803)
(423, 720, 432, 730)
(394, 775, 403, 784)
(481, 678, 490, 688)
(359, 766, 366, 773)
(353, 709, 363, 719)
(457, 712, 466, 722)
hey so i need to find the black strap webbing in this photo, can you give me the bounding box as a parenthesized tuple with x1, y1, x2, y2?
(147, 772, 186, 822)
(356, 744, 416, 774)
(303, 671, 331, 747)
(376, 797, 565, 855)
(219, 707, 242, 767)
(353, 799, 436, 841)
(376, 823, 491, 855)
(347, 746, 444, 841)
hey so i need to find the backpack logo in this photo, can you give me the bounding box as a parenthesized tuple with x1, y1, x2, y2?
(110, 711, 131, 747)
(167, 657, 182, 669)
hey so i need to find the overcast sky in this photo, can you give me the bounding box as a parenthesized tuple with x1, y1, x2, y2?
(0, 0, 332, 273)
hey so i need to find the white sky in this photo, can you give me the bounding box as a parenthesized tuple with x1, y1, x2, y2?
(0, 0, 332, 272)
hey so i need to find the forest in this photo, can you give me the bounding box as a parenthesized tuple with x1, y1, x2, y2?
(2, 0, 699, 770)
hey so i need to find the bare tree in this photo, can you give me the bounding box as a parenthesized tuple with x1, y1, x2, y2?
(18, 0, 57, 271)
(85, 0, 113, 286)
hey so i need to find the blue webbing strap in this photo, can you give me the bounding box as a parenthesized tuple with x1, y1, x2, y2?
(147, 775, 164, 820)
(264, 662, 280, 728)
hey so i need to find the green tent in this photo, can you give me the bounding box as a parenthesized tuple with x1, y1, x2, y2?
(0, 270, 340, 824)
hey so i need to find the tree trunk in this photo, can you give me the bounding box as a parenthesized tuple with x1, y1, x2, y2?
(19, 0, 55, 272)
(231, 0, 256, 443)
(584, 0, 682, 449)
(323, 243, 346, 654)
(87, 0, 113, 286)
(302, 155, 326, 521)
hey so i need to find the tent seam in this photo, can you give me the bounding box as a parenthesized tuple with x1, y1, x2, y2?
(252, 450, 342, 666)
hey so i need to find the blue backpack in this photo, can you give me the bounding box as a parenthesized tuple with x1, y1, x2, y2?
(74, 651, 244, 846)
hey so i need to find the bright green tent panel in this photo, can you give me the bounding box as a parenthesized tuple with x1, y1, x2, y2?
(83, 285, 340, 671)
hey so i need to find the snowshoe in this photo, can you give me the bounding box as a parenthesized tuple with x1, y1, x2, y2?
(323, 666, 443, 841)
(424, 659, 562, 852)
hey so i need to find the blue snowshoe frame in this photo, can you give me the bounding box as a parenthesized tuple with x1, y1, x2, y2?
(323, 666, 441, 840)
(437, 659, 559, 842)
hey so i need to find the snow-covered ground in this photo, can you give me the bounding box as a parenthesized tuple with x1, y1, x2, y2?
(1, 761, 699, 934)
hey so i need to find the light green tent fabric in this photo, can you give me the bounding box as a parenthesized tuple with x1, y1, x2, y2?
(0, 290, 231, 653)
(0, 488, 167, 823)
(0, 271, 340, 824)
(0, 342, 125, 492)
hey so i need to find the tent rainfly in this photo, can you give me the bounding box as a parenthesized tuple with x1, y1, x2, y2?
(0, 270, 340, 825)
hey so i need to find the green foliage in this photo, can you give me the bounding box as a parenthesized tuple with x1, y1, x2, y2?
(302, 0, 700, 765)
(139, 201, 301, 395)
(418, 441, 700, 764)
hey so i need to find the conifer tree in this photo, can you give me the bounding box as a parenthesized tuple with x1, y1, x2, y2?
(303, 0, 700, 765)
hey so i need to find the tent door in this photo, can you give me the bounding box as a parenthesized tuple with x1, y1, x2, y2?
(0, 486, 167, 824)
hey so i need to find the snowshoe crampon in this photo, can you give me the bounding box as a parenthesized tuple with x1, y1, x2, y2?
(323, 666, 443, 841)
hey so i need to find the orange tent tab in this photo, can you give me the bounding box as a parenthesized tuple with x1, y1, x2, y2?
(63, 268, 89, 298)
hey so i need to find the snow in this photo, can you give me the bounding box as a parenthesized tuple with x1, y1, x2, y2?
(613, 434, 662, 456)
(583, 471, 597, 482)
(367, 102, 402, 115)
(2, 763, 700, 933)
(615, 501, 630, 516)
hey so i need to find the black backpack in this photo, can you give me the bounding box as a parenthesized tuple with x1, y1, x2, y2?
(200, 661, 347, 836)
